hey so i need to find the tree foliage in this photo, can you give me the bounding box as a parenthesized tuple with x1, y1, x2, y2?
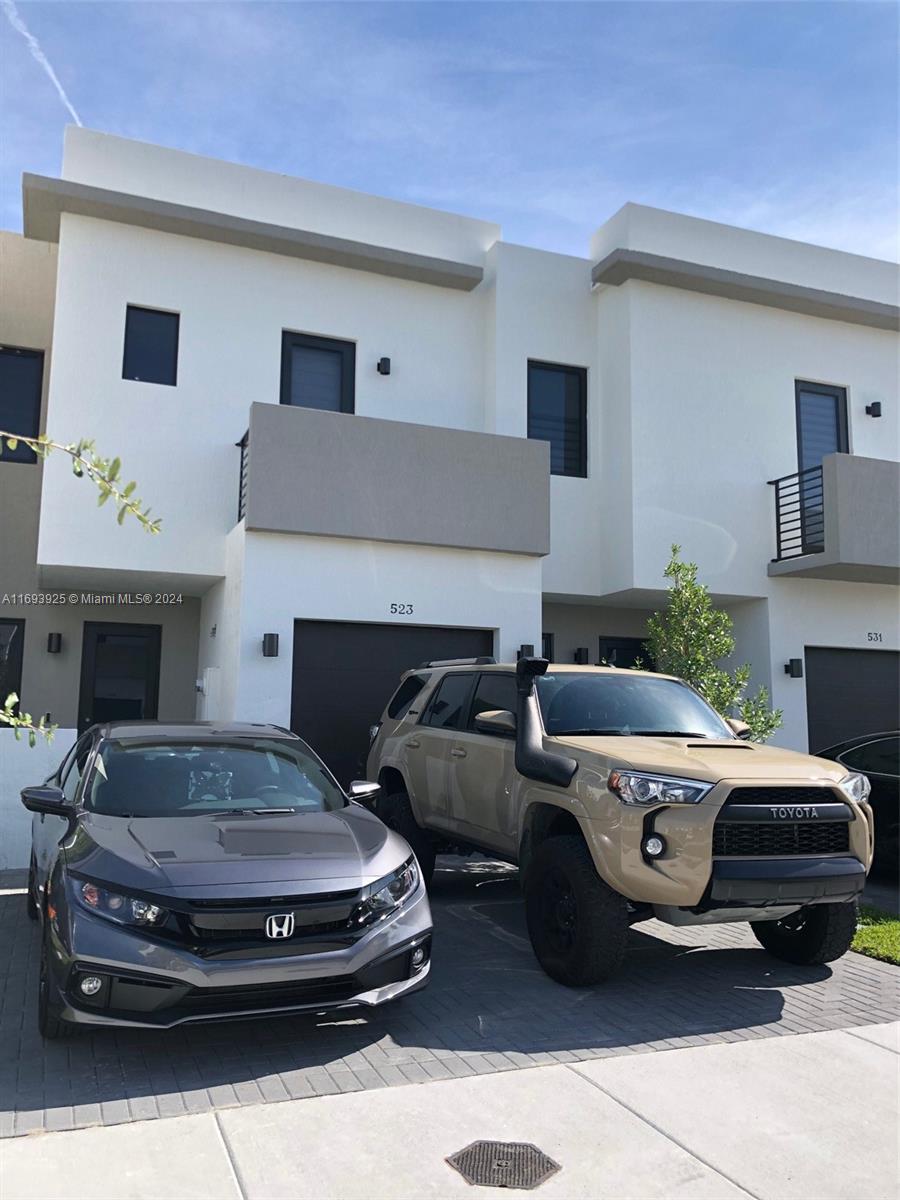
(645, 546, 782, 742)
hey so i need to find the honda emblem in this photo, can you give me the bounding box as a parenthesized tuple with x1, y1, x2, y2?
(265, 912, 295, 939)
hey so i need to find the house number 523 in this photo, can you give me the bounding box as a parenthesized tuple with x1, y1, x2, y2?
(390, 603, 414, 615)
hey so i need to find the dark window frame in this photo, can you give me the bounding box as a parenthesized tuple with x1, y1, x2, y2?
(0, 618, 25, 713)
(527, 359, 588, 478)
(0, 345, 44, 464)
(794, 380, 849, 474)
(280, 331, 356, 414)
(122, 305, 180, 387)
(541, 633, 555, 661)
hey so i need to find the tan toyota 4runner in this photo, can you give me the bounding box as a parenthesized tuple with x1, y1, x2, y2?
(367, 656, 874, 986)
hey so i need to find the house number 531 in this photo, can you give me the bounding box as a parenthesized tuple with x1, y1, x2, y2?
(867, 631, 883, 643)
(390, 603, 414, 615)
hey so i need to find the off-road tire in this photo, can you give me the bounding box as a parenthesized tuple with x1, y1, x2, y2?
(378, 792, 436, 887)
(38, 934, 69, 1040)
(26, 856, 39, 921)
(524, 835, 629, 987)
(751, 900, 858, 965)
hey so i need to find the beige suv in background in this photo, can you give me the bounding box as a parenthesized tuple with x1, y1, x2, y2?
(367, 657, 874, 986)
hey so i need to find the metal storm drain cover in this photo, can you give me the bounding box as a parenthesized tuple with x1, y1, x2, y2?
(447, 1141, 561, 1190)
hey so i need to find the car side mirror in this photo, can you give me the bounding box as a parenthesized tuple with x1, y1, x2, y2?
(726, 719, 752, 741)
(21, 784, 70, 815)
(474, 709, 517, 736)
(348, 781, 381, 808)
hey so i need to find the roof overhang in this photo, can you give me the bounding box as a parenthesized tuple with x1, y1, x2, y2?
(22, 173, 484, 292)
(592, 248, 899, 331)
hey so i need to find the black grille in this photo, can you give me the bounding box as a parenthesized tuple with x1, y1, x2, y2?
(726, 786, 840, 805)
(713, 822, 850, 857)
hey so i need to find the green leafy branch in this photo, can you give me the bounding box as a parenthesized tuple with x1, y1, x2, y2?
(1, 694, 57, 746)
(0, 432, 161, 533)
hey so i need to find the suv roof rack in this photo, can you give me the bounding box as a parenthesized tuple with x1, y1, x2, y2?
(417, 656, 497, 668)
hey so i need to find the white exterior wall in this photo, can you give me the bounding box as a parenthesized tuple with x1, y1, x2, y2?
(0, 730, 75, 871)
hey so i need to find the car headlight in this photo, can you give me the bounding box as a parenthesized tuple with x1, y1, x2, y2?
(353, 858, 419, 927)
(608, 770, 713, 806)
(74, 879, 168, 927)
(837, 772, 871, 805)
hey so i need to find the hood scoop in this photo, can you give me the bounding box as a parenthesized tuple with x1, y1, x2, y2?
(685, 741, 755, 750)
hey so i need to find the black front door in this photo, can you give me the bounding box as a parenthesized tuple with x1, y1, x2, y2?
(78, 622, 162, 732)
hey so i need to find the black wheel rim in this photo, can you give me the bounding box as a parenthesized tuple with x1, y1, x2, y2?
(541, 867, 578, 955)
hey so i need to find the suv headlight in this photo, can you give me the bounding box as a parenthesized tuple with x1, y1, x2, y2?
(837, 771, 871, 805)
(608, 770, 713, 806)
(73, 878, 168, 927)
(353, 858, 419, 927)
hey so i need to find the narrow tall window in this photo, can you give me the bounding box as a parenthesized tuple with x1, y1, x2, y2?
(0, 347, 43, 463)
(527, 361, 587, 477)
(281, 332, 355, 413)
(795, 381, 848, 473)
(122, 306, 179, 386)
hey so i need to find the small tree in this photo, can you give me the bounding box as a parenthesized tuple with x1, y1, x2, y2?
(1, 431, 160, 743)
(645, 546, 782, 742)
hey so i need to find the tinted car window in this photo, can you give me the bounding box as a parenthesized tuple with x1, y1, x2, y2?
(469, 674, 518, 728)
(421, 674, 474, 730)
(85, 739, 346, 817)
(536, 673, 731, 739)
(841, 737, 900, 777)
(388, 675, 429, 720)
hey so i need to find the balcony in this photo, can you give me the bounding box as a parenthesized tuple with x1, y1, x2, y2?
(769, 454, 899, 584)
(235, 402, 550, 557)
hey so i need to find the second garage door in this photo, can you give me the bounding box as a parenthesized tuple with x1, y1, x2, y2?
(805, 646, 900, 753)
(291, 620, 494, 784)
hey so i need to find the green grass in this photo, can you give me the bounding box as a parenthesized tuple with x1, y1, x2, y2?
(853, 905, 900, 965)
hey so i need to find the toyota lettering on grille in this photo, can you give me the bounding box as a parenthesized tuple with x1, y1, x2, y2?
(769, 805, 819, 820)
(265, 913, 295, 939)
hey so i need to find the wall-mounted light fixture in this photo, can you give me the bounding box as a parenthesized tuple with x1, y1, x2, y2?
(262, 633, 279, 658)
(47, 633, 62, 654)
(574, 647, 590, 664)
(865, 401, 882, 418)
(784, 658, 803, 678)
(517, 643, 534, 660)
(376, 357, 391, 376)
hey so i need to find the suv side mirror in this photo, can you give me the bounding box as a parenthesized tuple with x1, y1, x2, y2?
(726, 718, 752, 741)
(21, 784, 70, 815)
(348, 781, 381, 808)
(474, 709, 517, 736)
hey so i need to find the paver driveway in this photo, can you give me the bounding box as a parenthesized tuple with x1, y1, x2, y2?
(2, 858, 897, 1138)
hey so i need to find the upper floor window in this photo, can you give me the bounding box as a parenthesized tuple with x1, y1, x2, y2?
(527, 360, 587, 477)
(0, 619, 25, 709)
(795, 381, 848, 473)
(281, 331, 355, 413)
(0, 346, 43, 464)
(122, 306, 179, 386)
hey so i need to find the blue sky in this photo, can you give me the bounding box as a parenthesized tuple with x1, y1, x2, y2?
(1, 1, 897, 260)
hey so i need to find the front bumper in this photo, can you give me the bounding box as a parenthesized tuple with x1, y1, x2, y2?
(707, 856, 865, 906)
(50, 886, 432, 1029)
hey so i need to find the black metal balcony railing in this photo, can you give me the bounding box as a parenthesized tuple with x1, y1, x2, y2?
(769, 465, 825, 561)
(237, 430, 249, 522)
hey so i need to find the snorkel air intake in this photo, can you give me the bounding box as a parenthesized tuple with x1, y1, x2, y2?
(515, 657, 578, 788)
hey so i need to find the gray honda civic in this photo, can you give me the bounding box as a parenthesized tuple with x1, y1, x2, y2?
(23, 722, 432, 1038)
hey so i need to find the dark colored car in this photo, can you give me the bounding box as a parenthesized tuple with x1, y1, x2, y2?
(23, 722, 432, 1038)
(817, 732, 899, 874)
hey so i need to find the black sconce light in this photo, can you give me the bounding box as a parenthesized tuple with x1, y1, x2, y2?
(47, 633, 62, 654)
(784, 658, 803, 678)
(262, 633, 279, 658)
(574, 647, 590, 664)
(517, 644, 535, 660)
(376, 357, 391, 376)
(865, 401, 882, 418)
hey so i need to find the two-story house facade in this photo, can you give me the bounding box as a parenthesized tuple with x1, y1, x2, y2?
(1, 127, 897, 867)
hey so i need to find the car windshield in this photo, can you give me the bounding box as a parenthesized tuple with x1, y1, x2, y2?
(85, 739, 346, 818)
(536, 673, 732, 739)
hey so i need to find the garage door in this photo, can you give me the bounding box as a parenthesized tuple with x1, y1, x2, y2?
(291, 621, 494, 785)
(805, 646, 900, 753)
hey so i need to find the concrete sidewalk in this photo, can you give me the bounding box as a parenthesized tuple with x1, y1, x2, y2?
(2, 1023, 897, 1200)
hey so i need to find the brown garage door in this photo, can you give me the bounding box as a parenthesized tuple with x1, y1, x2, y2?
(291, 620, 494, 785)
(805, 646, 900, 753)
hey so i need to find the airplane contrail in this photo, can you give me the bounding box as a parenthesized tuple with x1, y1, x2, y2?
(2, 0, 82, 126)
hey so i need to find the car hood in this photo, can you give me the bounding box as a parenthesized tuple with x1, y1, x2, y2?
(550, 735, 849, 785)
(64, 805, 409, 899)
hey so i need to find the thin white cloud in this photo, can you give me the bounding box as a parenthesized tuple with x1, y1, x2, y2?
(1, 0, 81, 126)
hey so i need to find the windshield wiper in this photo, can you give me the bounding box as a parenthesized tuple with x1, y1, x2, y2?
(552, 729, 632, 737)
(627, 731, 718, 738)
